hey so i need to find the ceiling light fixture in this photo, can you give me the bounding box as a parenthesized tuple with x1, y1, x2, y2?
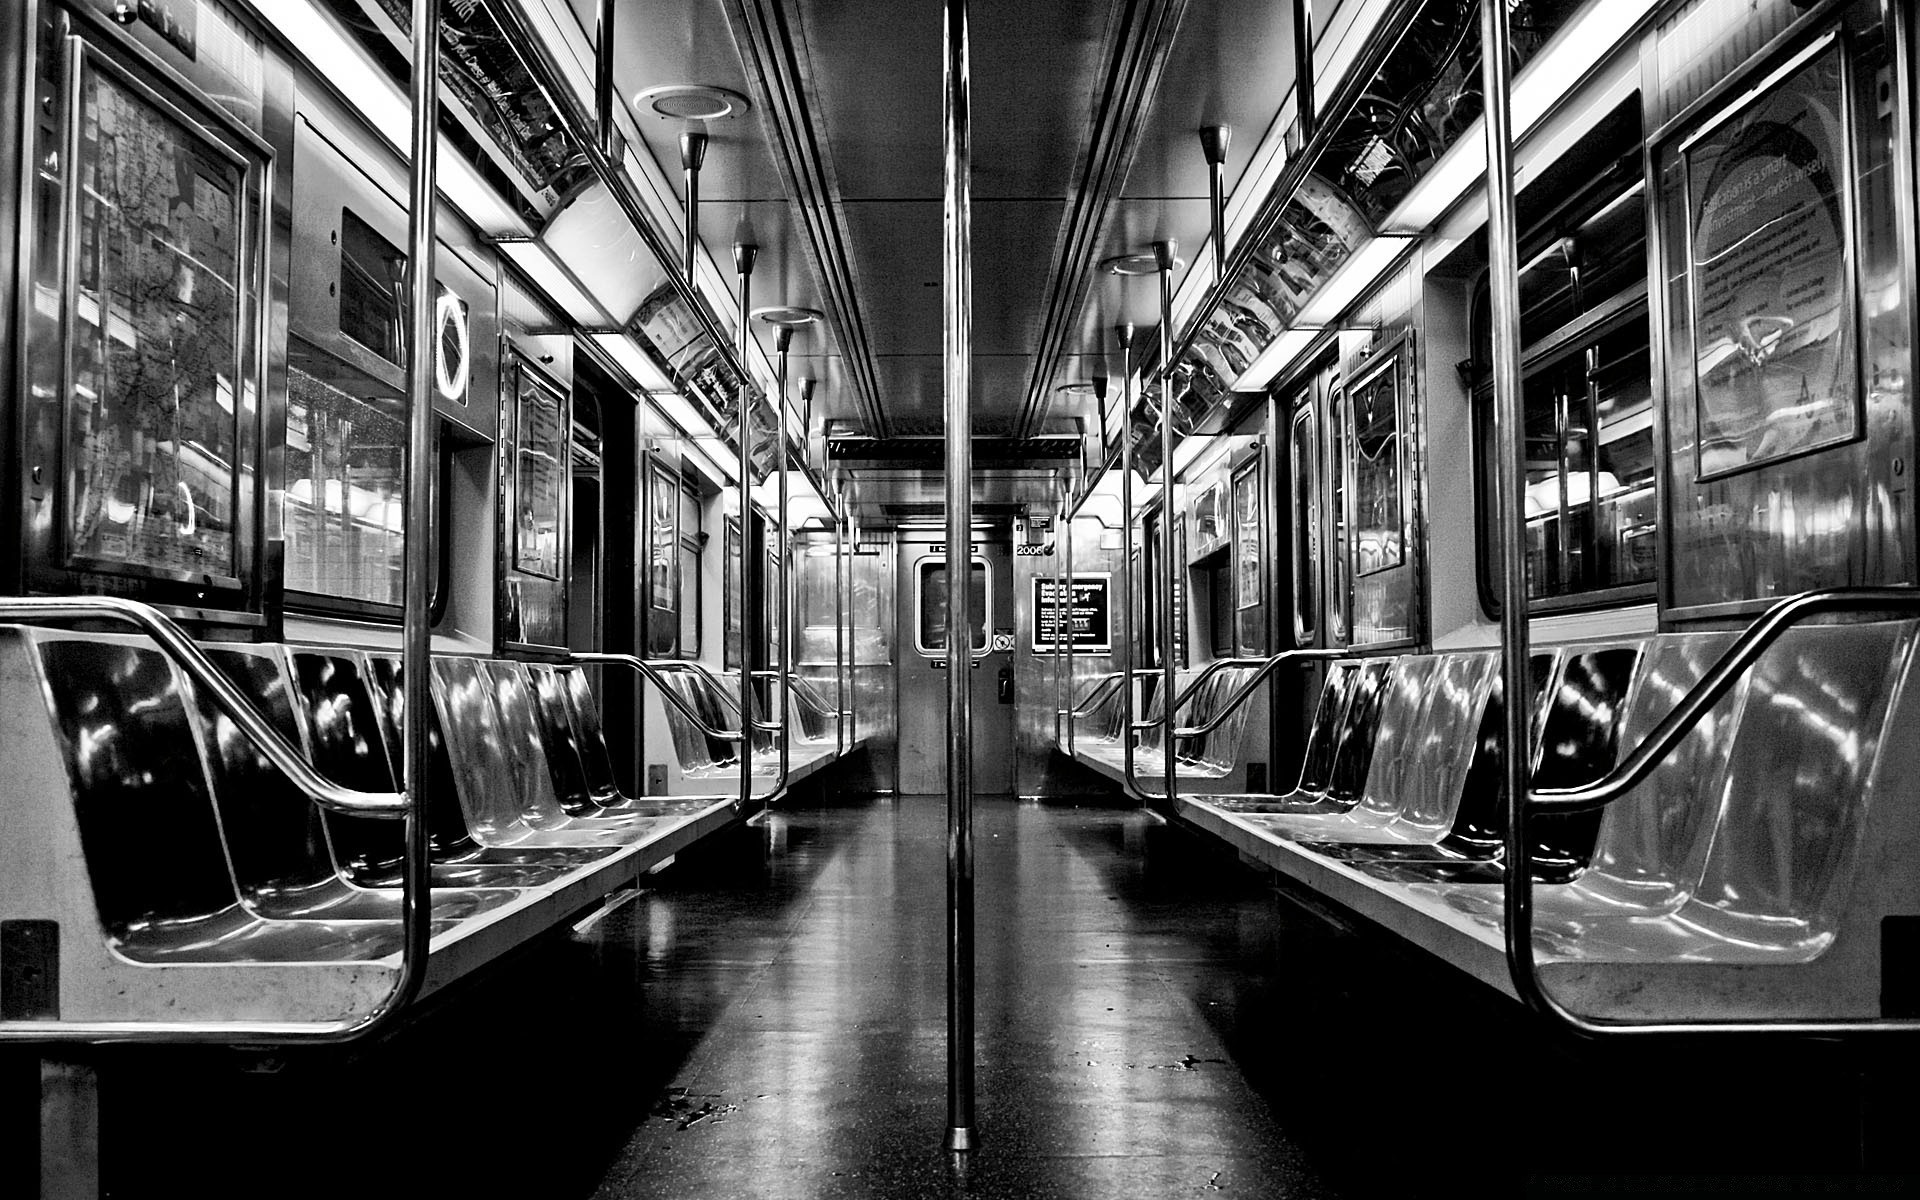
(634, 84, 752, 121)
(1100, 252, 1183, 277)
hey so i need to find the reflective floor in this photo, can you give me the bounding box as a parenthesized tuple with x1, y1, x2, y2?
(64, 793, 1920, 1197)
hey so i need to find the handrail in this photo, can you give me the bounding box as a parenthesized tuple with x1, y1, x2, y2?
(1501, 585, 1920, 1038)
(0, 597, 408, 818)
(1131, 648, 1348, 739)
(646, 659, 782, 732)
(758, 670, 848, 719)
(575, 652, 787, 806)
(1529, 588, 1920, 815)
(572, 653, 744, 743)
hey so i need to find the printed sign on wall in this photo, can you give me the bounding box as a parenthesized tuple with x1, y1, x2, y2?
(1031, 574, 1111, 652)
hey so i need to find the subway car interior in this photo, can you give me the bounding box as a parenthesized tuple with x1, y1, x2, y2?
(5, 0, 1920, 1195)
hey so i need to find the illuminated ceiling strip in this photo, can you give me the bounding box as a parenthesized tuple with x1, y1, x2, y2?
(252, 1, 528, 239)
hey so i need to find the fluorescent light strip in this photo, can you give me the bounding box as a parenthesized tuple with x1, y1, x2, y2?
(499, 240, 608, 327)
(1229, 327, 1324, 394)
(587, 332, 675, 395)
(254, 1, 526, 238)
(690, 438, 739, 485)
(1226, 234, 1412, 391)
(648, 388, 709, 436)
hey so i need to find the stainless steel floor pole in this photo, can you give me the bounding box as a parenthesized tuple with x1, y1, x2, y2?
(1153, 241, 1179, 810)
(835, 491, 847, 756)
(735, 239, 758, 813)
(396, 0, 438, 1033)
(1053, 471, 1067, 748)
(1063, 475, 1076, 755)
(941, 0, 976, 1154)
(776, 332, 792, 787)
(1115, 324, 1139, 797)
(1481, 0, 1537, 1006)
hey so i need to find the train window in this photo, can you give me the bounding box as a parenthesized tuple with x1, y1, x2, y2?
(66, 57, 246, 583)
(512, 366, 566, 581)
(723, 517, 742, 670)
(283, 366, 405, 606)
(1473, 170, 1655, 612)
(1348, 355, 1405, 576)
(1232, 458, 1266, 655)
(675, 483, 704, 657)
(1289, 404, 1318, 644)
(645, 461, 680, 656)
(338, 209, 405, 365)
(1205, 558, 1232, 659)
(1327, 387, 1350, 643)
(916, 558, 989, 655)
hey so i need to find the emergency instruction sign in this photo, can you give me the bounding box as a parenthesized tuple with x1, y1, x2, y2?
(1031, 575, 1111, 652)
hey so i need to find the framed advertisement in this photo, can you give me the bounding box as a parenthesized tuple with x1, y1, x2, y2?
(1679, 32, 1861, 480)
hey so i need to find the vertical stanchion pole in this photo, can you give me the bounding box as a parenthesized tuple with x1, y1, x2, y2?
(594, 0, 617, 154)
(1199, 128, 1230, 284)
(1481, 0, 1537, 1004)
(1153, 241, 1179, 811)
(397, 0, 438, 1029)
(1052, 471, 1067, 747)
(834, 490, 847, 756)
(735, 238, 758, 813)
(776, 331, 793, 788)
(942, 0, 976, 1155)
(1291, 0, 1316, 146)
(1063, 473, 1076, 756)
(1115, 324, 1139, 798)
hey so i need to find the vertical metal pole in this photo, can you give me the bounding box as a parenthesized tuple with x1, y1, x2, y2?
(1482, 0, 1537, 1006)
(397, 0, 438, 1030)
(734, 239, 758, 812)
(1115, 323, 1139, 797)
(1199, 127, 1230, 284)
(683, 132, 709, 288)
(1153, 241, 1179, 810)
(834, 491, 847, 756)
(1291, 0, 1316, 145)
(1052, 471, 1067, 747)
(776, 331, 792, 787)
(1063, 474, 1075, 756)
(942, 0, 976, 1155)
(595, 0, 617, 155)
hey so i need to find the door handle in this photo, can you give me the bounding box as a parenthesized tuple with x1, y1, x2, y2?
(997, 666, 1014, 704)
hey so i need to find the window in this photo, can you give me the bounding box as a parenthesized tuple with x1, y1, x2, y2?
(645, 461, 679, 656)
(723, 517, 743, 669)
(1348, 357, 1405, 576)
(283, 366, 405, 606)
(916, 557, 989, 655)
(1232, 458, 1266, 655)
(1474, 173, 1655, 611)
(1290, 404, 1318, 644)
(512, 365, 565, 580)
(677, 484, 703, 657)
(1328, 389, 1350, 643)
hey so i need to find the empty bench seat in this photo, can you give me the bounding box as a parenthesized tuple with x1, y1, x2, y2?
(0, 629, 753, 1029)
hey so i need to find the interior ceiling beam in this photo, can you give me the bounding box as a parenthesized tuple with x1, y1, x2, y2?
(1014, 0, 1191, 440)
(726, 0, 890, 438)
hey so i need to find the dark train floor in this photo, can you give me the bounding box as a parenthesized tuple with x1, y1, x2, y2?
(40, 793, 1920, 1198)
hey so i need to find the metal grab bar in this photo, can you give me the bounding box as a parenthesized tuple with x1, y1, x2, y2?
(756, 671, 849, 719)
(645, 659, 782, 732)
(0, 596, 407, 818)
(1501, 584, 1920, 1039)
(1131, 648, 1349, 739)
(575, 652, 786, 806)
(1529, 587, 1920, 815)
(573, 653, 745, 743)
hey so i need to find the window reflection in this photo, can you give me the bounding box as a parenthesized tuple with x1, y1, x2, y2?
(918, 560, 989, 653)
(284, 366, 404, 605)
